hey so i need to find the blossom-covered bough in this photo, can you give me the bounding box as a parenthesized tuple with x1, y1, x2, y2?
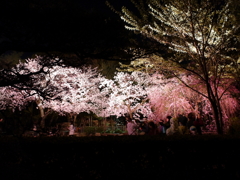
(0, 55, 63, 99)
(0, 86, 35, 111)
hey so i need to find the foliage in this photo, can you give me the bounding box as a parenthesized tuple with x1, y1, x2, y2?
(0, 101, 40, 136)
(84, 127, 97, 136)
(114, 128, 123, 134)
(84, 126, 104, 136)
(0, 51, 25, 69)
(104, 128, 125, 134)
(228, 117, 240, 135)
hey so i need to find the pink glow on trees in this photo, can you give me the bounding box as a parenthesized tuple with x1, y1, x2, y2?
(147, 76, 193, 120)
(210, 79, 239, 127)
(146, 73, 208, 121)
(147, 74, 239, 131)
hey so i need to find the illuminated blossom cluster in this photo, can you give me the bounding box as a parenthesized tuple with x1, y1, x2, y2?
(0, 87, 35, 111)
(103, 71, 153, 119)
(42, 65, 107, 116)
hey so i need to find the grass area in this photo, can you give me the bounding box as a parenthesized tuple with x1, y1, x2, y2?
(0, 135, 240, 180)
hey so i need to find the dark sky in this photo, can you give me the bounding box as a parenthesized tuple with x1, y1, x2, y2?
(0, 0, 133, 55)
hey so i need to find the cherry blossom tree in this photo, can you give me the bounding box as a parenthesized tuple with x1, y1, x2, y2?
(30, 64, 110, 128)
(108, 0, 240, 134)
(0, 56, 109, 128)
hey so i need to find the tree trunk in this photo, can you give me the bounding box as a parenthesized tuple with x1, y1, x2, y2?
(206, 81, 224, 134)
(36, 99, 52, 129)
(36, 99, 45, 129)
(39, 109, 52, 129)
(210, 100, 223, 134)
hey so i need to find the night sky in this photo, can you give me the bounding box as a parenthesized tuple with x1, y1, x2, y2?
(0, 0, 136, 64)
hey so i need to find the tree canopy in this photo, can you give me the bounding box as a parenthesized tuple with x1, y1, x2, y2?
(108, 0, 240, 134)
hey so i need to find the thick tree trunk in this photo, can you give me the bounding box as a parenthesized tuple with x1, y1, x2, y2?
(210, 100, 224, 134)
(36, 99, 51, 129)
(206, 80, 224, 134)
(39, 109, 52, 129)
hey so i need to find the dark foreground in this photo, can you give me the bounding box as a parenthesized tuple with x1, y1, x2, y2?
(0, 135, 240, 180)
